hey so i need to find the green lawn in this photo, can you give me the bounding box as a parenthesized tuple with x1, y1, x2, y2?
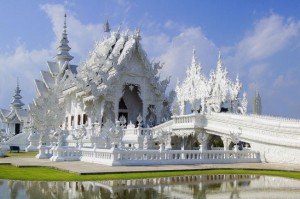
(4, 151, 38, 158)
(0, 165, 299, 181)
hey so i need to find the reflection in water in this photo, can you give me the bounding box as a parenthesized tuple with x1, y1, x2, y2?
(0, 174, 300, 199)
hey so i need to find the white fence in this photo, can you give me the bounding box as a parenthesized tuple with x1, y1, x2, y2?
(50, 146, 81, 161)
(78, 148, 260, 166)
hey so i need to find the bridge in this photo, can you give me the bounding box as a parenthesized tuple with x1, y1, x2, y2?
(152, 112, 300, 164)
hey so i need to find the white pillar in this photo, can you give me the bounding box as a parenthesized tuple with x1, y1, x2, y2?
(114, 99, 119, 122)
(142, 103, 148, 126)
(221, 136, 230, 151)
(181, 137, 185, 150)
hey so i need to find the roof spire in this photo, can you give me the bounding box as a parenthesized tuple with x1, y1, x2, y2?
(217, 50, 223, 71)
(218, 50, 222, 60)
(253, 88, 262, 115)
(56, 13, 73, 64)
(11, 78, 25, 110)
(192, 49, 197, 66)
(103, 19, 110, 33)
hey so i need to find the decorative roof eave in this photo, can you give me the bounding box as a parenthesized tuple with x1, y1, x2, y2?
(0, 108, 10, 118)
(4, 109, 22, 122)
(62, 85, 78, 96)
(41, 70, 55, 89)
(15, 109, 28, 122)
(75, 90, 86, 98)
(83, 95, 95, 103)
(47, 61, 60, 76)
(28, 103, 34, 111)
(35, 79, 49, 97)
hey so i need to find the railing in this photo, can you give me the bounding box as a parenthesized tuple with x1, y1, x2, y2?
(50, 146, 82, 161)
(80, 148, 115, 164)
(172, 114, 196, 124)
(78, 148, 260, 165)
(36, 145, 53, 159)
(122, 127, 153, 137)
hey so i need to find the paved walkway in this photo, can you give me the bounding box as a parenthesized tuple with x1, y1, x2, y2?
(0, 157, 300, 174)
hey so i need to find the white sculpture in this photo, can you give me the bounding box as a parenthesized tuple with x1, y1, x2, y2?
(176, 50, 245, 115)
(229, 128, 242, 152)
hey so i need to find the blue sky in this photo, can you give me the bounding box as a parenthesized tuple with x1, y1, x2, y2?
(0, 0, 300, 118)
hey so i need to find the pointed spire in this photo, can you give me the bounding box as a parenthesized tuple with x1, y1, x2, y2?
(191, 49, 197, 66)
(134, 27, 142, 41)
(11, 78, 25, 110)
(189, 49, 201, 75)
(56, 13, 73, 64)
(103, 19, 111, 33)
(241, 91, 248, 114)
(253, 88, 262, 115)
(217, 50, 223, 69)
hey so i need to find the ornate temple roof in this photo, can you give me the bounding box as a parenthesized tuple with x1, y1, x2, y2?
(32, 15, 168, 108)
(0, 81, 28, 123)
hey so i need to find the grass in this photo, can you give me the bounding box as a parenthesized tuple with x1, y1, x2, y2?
(0, 165, 299, 181)
(4, 151, 38, 158)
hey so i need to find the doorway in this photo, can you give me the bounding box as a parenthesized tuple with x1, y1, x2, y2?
(15, 123, 20, 135)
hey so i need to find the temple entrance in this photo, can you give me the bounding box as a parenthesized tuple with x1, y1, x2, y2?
(119, 84, 143, 125)
(15, 123, 20, 135)
(118, 98, 128, 125)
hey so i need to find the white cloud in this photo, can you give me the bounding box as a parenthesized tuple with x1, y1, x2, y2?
(221, 14, 300, 117)
(0, 45, 52, 107)
(232, 14, 300, 66)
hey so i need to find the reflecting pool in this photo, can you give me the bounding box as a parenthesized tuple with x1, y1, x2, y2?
(0, 174, 300, 199)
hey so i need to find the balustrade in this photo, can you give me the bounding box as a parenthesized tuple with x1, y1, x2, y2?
(77, 148, 260, 165)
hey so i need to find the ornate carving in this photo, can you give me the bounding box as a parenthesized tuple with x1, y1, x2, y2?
(175, 50, 244, 114)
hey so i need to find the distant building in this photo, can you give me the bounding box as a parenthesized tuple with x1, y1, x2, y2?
(0, 81, 28, 136)
(253, 90, 262, 115)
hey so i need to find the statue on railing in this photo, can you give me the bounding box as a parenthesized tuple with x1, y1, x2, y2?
(109, 121, 123, 149)
(25, 126, 40, 152)
(143, 135, 150, 150)
(100, 120, 114, 149)
(229, 127, 242, 152)
(155, 129, 171, 151)
(119, 115, 127, 128)
(197, 130, 208, 152)
(74, 125, 87, 148)
(99, 120, 124, 149)
(137, 114, 143, 127)
(88, 123, 101, 148)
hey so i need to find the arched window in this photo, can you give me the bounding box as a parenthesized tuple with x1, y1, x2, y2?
(83, 114, 88, 124)
(77, 115, 81, 125)
(65, 117, 68, 127)
(71, 116, 74, 126)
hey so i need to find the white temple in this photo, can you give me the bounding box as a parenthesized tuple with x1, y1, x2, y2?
(0, 15, 299, 165)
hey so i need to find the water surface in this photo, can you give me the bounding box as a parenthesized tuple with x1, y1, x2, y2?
(0, 174, 300, 199)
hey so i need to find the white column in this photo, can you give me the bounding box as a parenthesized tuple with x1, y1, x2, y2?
(99, 100, 105, 127)
(181, 137, 185, 150)
(114, 99, 119, 122)
(221, 136, 230, 151)
(156, 104, 163, 124)
(142, 102, 148, 125)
